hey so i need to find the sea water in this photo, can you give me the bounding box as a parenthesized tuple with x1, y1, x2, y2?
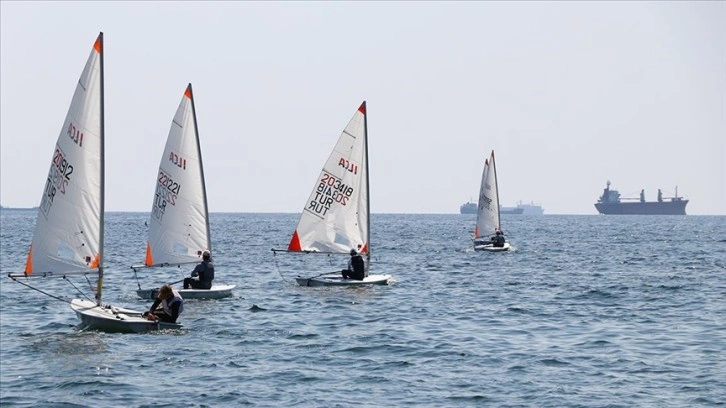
(1, 211, 724, 407)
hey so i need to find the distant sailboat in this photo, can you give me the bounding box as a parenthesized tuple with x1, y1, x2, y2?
(8, 33, 180, 333)
(132, 84, 234, 300)
(273, 102, 392, 286)
(473, 151, 511, 252)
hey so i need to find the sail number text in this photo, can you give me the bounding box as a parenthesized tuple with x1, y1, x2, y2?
(479, 190, 492, 211)
(40, 146, 74, 217)
(306, 172, 355, 217)
(152, 170, 181, 222)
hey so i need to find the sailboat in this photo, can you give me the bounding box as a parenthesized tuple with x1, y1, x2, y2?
(473, 150, 511, 252)
(273, 102, 392, 287)
(131, 84, 235, 300)
(7, 33, 180, 333)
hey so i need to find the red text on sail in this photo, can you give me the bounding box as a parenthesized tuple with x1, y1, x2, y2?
(169, 151, 186, 170)
(67, 122, 84, 147)
(338, 157, 358, 175)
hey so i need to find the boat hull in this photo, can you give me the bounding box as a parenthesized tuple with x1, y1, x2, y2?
(474, 242, 511, 252)
(595, 200, 688, 215)
(70, 299, 182, 333)
(295, 274, 392, 287)
(136, 284, 236, 300)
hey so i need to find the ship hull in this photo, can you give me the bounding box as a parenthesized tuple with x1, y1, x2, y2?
(460, 203, 477, 214)
(595, 200, 688, 215)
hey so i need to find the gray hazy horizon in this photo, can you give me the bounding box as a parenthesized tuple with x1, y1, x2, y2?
(1, 2, 724, 215)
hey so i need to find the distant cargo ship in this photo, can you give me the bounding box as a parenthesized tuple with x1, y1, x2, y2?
(460, 201, 544, 215)
(594, 181, 688, 215)
(500, 206, 525, 215)
(508, 201, 544, 216)
(460, 202, 477, 214)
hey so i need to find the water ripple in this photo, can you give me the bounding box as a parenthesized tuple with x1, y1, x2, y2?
(1, 212, 725, 406)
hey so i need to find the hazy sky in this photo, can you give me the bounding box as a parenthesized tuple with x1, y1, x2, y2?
(1, 1, 724, 215)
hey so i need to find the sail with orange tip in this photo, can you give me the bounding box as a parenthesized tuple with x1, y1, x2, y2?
(143, 83, 211, 267)
(286, 102, 369, 254)
(21, 32, 104, 276)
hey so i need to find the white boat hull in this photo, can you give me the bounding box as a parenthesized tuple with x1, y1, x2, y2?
(474, 242, 511, 252)
(295, 274, 391, 287)
(70, 299, 182, 333)
(136, 284, 235, 300)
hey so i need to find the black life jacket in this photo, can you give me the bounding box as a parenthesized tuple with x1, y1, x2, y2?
(199, 260, 215, 283)
(350, 255, 365, 275)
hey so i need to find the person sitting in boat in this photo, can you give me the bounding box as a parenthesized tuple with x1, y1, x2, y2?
(491, 229, 506, 247)
(341, 249, 365, 280)
(143, 284, 184, 323)
(184, 250, 215, 289)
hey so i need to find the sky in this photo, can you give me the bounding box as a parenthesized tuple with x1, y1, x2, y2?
(1, 1, 724, 215)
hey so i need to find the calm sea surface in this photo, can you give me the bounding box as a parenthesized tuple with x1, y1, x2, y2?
(1, 211, 724, 407)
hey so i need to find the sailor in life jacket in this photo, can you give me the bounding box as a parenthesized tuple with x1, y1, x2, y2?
(491, 229, 506, 247)
(341, 249, 366, 280)
(144, 284, 184, 323)
(184, 250, 215, 289)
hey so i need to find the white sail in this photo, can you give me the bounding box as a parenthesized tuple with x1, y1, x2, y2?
(475, 151, 501, 239)
(145, 84, 210, 267)
(24, 33, 104, 277)
(288, 102, 369, 254)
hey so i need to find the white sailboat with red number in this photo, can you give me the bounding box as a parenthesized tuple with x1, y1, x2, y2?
(131, 84, 234, 300)
(272, 102, 392, 286)
(474, 150, 511, 252)
(7, 33, 181, 333)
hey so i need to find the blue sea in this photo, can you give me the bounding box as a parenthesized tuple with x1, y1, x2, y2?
(1, 210, 725, 407)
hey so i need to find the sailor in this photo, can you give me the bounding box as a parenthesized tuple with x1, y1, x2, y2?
(144, 284, 184, 323)
(184, 250, 215, 289)
(341, 249, 365, 280)
(491, 229, 506, 247)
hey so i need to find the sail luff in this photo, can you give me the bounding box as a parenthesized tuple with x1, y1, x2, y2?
(96, 32, 105, 306)
(491, 151, 501, 231)
(188, 83, 211, 252)
(362, 101, 370, 261)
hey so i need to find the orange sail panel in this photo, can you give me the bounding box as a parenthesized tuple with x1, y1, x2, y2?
(288, 230, 302, 251)
(145, 242, 154, 266)
(24, 245, 33, 274)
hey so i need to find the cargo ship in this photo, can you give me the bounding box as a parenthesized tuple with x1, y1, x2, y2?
(507, 201, 544, 215)
(460, 201, 544, 215)
(500, 206, 525, 215)
(460, 202, 477, 214)
(594, 181, 688, 215)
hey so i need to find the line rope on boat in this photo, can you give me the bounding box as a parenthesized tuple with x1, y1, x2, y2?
(66, 275, 95, 302)
(8, 276, 70, 304)
(271, 250, 294, 284)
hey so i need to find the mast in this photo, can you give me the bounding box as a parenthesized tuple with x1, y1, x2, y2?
(188, 83, 212, 252)
(362, 101, 370, 263)
(96, 32, 105, 306)
(491, 151, 501, 230)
